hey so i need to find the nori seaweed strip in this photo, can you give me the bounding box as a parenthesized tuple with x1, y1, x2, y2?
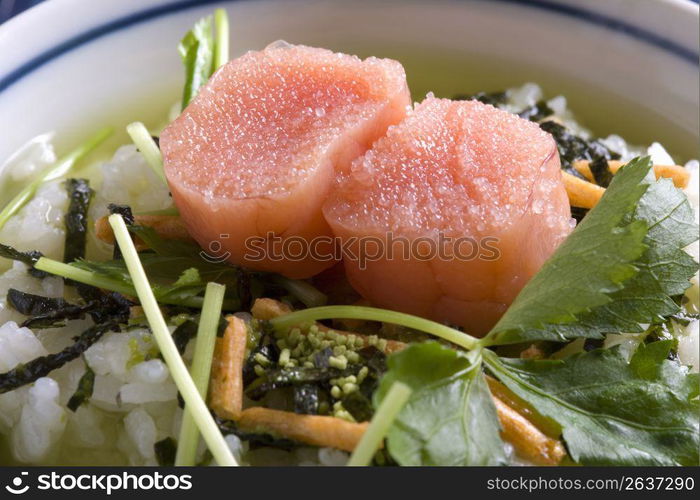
(242, 333, 279, 386)
(357, 346, 388, 399)
(63, 179, 94, 264)
(216, 416, 299, 451)
(518, 100, 554, 122)
(245, 365, 357, 401)
(589, 157, 614, 187)
(66, 364, 95, 411)
(357, 346, 387, 375)
(107, 204, 135, 225)
(107, 204, 134, 260)
(8, 288, 81, 316)
(453, 91, 508, 107)
(0, 243, 47, 278)
(7, 288, 96, 329)
(70, 283, 132, 325)
(151, 136, 160, 148)
(539, 120, 620, 176)
(293, 384, 319, 415)
(341, 391, 374, 422)
(172, 319, 198, 354)
(154, 437, 177, 466)
(0, 322, 119, 394)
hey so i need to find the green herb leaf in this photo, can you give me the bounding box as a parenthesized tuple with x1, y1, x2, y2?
(375, 342, 506, 466)
(36, 222, 326, 311)
(484, 157, 698, 345)
(71, 260, 212, 306)
(179, 15, 215, 109)
(127, 225, 244, 288)
(212, 8, 230, 70)
(484, 344, 699, 466)
(66, 364, 96, 412)
(550, 173, 698, 339)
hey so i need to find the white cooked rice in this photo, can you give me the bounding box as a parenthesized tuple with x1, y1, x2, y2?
(0, 83, 697, 465)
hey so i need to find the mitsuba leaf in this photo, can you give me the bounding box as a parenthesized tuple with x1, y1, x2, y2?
(154, 267, 205, 302)
(485, 157, 698, 345)
(375, 342, 506, 466)
(70, 258, 226, 308)
(66, 364, 95, 412)
(179, 16, 215, 109)
(128, 224, 244, 289)
(484, 344, 699, 466)
(548, 175, 697, 339)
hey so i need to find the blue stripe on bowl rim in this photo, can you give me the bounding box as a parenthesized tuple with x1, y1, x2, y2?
(0, 0, 697, 94)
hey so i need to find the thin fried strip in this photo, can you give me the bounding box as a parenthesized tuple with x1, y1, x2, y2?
(573, 159, 690, 189)
(563, 171, 606, 208)
(237, 407, 369, 452)
(493, 396, 566, 465)
(486, 375, 560, 438)
(95, 215, 192, 248)
(209, 316, 247, 420)
(250, 297, 293, 320)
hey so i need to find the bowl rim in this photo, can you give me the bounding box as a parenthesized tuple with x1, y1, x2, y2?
(0, 0, 698, 95)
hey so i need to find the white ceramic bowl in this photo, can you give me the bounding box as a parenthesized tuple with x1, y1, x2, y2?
(0, 0, 698, 166)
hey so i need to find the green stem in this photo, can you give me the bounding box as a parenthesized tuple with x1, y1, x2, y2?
(272, 275, 327, 308)
(269, 305, 480, 350)
(213, 8, 230, 69)
(109, 214, 236, 466)
(34, 258, 135, 296)
(347, 381, 412, 466)
(176, 282, 226, 466)
(0, 127, 112, 231)
(33, 257, 239, 310)
(126, 122, 166, 184)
